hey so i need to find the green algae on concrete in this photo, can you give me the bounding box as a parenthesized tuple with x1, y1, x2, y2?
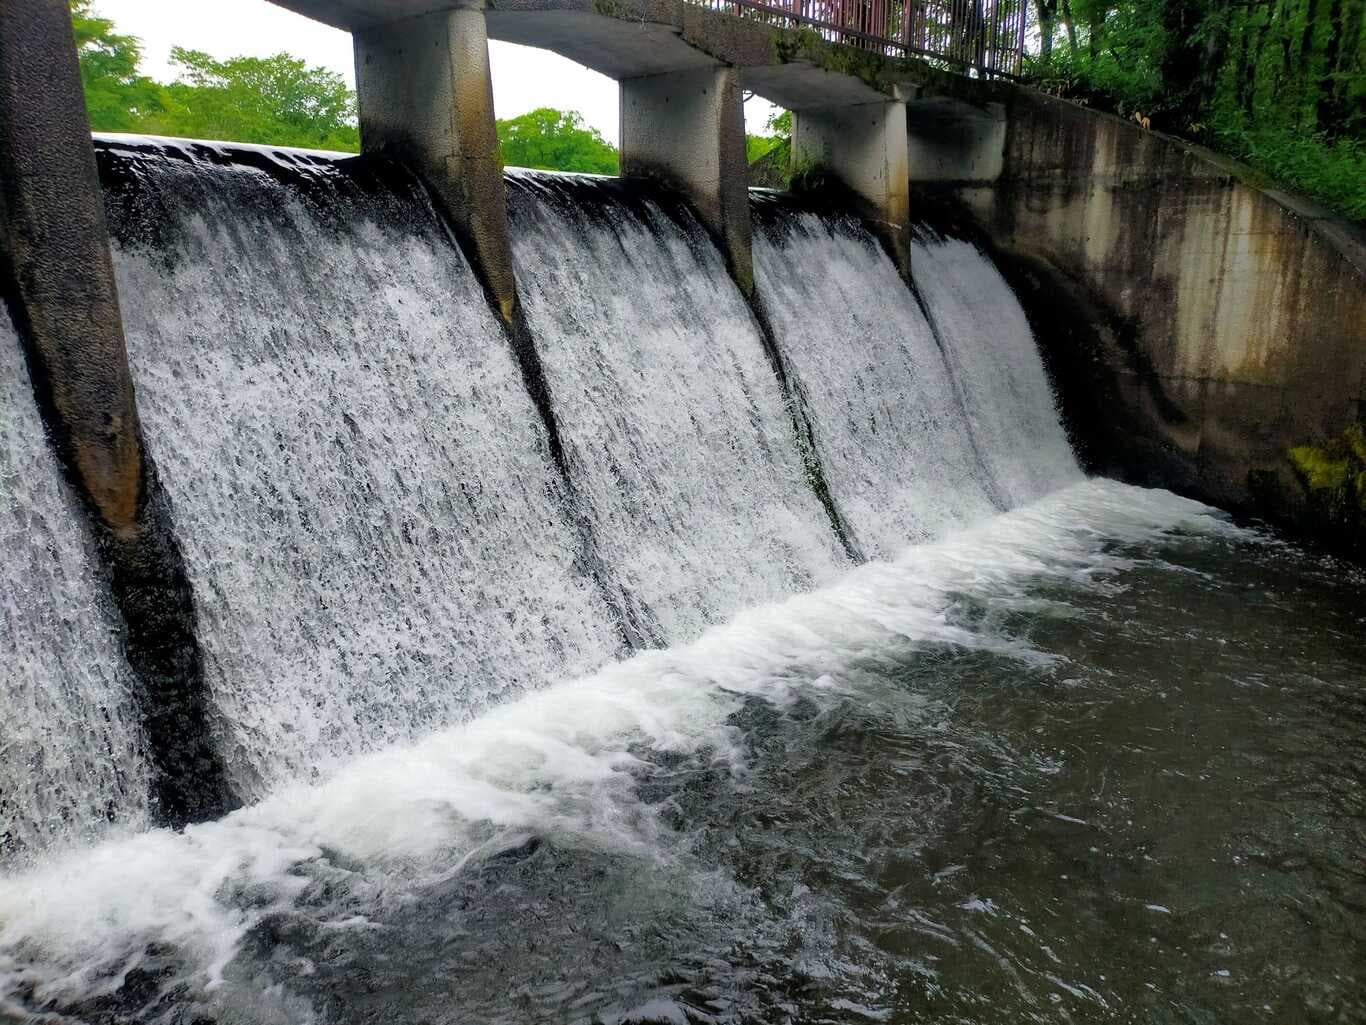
(1288, 423, 1366, 521)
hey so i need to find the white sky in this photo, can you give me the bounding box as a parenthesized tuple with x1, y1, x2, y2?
(95, 0, 779, 145)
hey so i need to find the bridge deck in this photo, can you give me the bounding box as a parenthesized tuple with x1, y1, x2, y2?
(270, 0, 1023, 94)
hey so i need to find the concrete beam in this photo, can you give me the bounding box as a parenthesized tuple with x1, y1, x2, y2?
(270, 0, 919, 110)
(620, 66, 754, 295)
(906, 96, 1007, 183)
(792, 98, 912, 277)
(486, 8, 719, 79)
(266, 0, 451, 31)
(355, 5, 519, 320)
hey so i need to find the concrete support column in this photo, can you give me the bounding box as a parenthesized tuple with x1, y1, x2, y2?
(0, 0, 142, 532)
(793, 98, 912, 278)
(1, 0, 234, 826)
(620, 65, 755, 296)
(355, 4, 518, 321)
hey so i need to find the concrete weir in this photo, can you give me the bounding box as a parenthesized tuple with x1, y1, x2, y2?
(793, 97, 913, 275)
(620, 66, 753, 293)
(354, 4, 518, 319)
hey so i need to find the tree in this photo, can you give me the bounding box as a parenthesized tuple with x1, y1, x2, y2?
(154, 49, 360, 151)
(747, 109, 792, 165)
(496, 108, 618, 174)
(70, 0, 164, 131)
(1022, 0, 1366, 220)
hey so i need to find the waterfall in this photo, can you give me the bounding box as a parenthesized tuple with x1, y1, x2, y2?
(0, 138, 1126, 1021)
(101, 139, 623, 797)
(0, 314, 150, 859)
(910, 234, 1081, 507)
(506, 173, 850, 643)
(3, 139, 1082, 851)
(751, 200, 1004, 558)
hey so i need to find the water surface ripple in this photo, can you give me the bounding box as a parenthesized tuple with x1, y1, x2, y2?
(4, 481, 1361, 1023)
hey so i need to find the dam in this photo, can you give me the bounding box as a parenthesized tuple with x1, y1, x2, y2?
(1, 0, 1364, 1022)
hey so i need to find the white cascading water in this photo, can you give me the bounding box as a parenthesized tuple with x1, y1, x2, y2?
(1, 143, 1131, 1021)
(507, 173, 850, 643)
(0, 479, 1224, 1020)
(911, 234, 1081, 507)
(751, 205, 1005, 557)
(104, 139, 623, 797)
(0, 314, 150, 859)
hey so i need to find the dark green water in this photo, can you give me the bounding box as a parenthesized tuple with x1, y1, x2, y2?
(244, 514, 1366, 1024)
(4, 484, 1363, 1025)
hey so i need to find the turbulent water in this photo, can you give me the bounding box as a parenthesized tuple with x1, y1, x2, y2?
(507, 175, 849, 642)
(0, 315, 150, 860)
(2, 143, 1362, 1024)
(752, 204, 1005, 557)
(102, 139, 623, 796)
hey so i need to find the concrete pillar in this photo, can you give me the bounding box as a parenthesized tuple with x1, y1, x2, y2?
(620, 66, 755, 296)
(354, 4, 518, 321)
(792, 98, 912, 278)
(0, 0, 142, 533)
(0, 0, 234, 826)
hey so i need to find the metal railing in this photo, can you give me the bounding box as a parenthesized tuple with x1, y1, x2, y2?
(696, 0, 1027, 77)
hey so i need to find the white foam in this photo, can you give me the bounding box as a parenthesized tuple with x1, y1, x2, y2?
(0, 479, 1225, 1011)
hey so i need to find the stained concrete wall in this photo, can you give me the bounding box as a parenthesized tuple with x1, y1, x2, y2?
(906, 96, 1006, 184)
(925, 86, 1366, 540)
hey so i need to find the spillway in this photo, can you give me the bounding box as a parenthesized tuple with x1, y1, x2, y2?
(5, 142, 1355, 1025)
(0, 138, 1084, 861)
(507, 173, 850, 642)
(101, 139, 625, 797)
(752, 200, 1003, 557)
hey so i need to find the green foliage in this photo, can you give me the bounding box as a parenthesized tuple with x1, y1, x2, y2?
(1214, 126, 1366, 220)
(155, 49, 360, 151)
(1022, 0, 1366, 222)
(73, 0, 622, 174)
(495, 108, 618, 174)
(746, 133, 784, 163)
(746, 108, 792, 170)
(1290, 444, 1353, 492)
(70, 0, 163, 130)
(787, 157, 834, 193)
(71, 1, 360, 151)
(1349, 423, 1366, 465)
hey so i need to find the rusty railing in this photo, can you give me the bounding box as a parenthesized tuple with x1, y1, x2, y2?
(696, 0, 1027, 77)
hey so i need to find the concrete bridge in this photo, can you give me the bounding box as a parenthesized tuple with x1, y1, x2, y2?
(267, 0, 969, 310)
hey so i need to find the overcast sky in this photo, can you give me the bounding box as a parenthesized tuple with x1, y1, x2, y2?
(95, 0, 779, 145)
